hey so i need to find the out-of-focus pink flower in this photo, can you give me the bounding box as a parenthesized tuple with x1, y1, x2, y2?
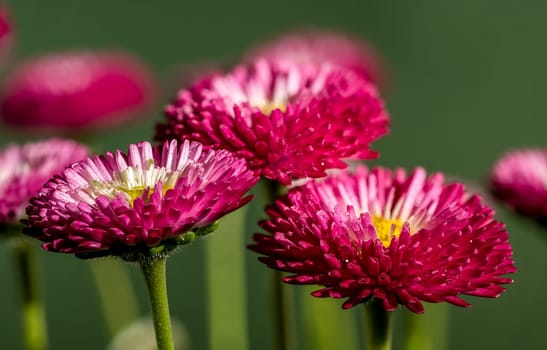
(0, 51, 154, 131)
(0, 139, 89, 225)
(244, 30, 386, 89)
(490, 148, 547, 220)
(0, 7, 12, 63)
(250, 166, 515, 313)
(24, 140, 259, 260)
(156, 59, 389, 186)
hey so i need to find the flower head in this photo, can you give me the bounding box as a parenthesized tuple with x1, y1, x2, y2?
(0, 51, 154, 131)
(250, 166, 515, 313)
(24, 140, 259, 260)
(490, 148, 547, 220)
(0, 6, 12, 63)
(0, 139, 89, 226)
(244, 29, 386, 88)
(156, 59, 389, 186)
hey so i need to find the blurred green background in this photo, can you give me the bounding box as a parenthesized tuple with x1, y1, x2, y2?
(0, 0, 546, 349)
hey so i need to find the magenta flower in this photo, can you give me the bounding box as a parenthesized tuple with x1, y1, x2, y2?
(244, 30, 386, 88)
(0, 51, 154, 130)
(490, 148, 547, 220)
(0, 139, 89, 225)
(156, 59, 389, 186)
(250, 166, 515, 313)
(0, 6, 12, 63)
(24, 140, 259, 259)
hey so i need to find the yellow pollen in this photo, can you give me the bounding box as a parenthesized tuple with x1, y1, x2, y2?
(372, 216, 405, 247)
(116, 185, 148, 202)
(260, 102, 286, 114)
(113, 184, 172, 203)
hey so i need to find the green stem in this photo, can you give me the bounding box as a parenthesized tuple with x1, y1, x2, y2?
(140, 257, 174, 350)
(207, 211, 249, 350)
(404, 304, 448, 350)
(272, 270, 291, 350)
(15, 242, 48, 350)
(89, 260, 140, 336)
(264, 180, 293, 350)
(300, 286, 358, 350)
(364, 300, 391, 350)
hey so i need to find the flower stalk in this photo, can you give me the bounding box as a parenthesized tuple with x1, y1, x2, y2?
(140, 256, 174, 350)
(272, 270, 291, 350)
(364, 300, 391, 350)
(89, 260, 140, 336)
(404, 304, 448, 350)
(264, 180, 294, 350)
(14, 241, 48, 350)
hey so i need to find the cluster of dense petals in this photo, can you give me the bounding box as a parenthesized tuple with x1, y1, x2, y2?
(250, 166, 515, 313)
(243, 29, 386, 88)
(156, 59, 389, 185)
(0, 139, 89, 225)
(24, 140, 259, 257)
(0, 51, 154, 130)
(490, 148, 547, 220)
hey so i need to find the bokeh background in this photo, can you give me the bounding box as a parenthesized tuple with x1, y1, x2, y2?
(0, 1, 546, 349)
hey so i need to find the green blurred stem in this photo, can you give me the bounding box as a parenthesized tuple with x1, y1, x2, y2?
(272, 270, 291, 350)
(15, 242, 48, 350)
(264, 180, 293, 350)
(404, 304, 448, 350)
(300, 286, 358, 350)
(89, 260, 139, 336)
(364, 300, 391, 350)
(207, 211, 249, 350)
(140, 257, 174, 350)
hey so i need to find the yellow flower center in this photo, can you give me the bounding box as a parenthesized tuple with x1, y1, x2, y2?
(115, 185, 149, 202)
(260, 102, 286, 114)
(114, 183, 173, 203)
(372, 216, 405, 247)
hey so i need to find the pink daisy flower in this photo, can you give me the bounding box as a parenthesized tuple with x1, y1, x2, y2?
(0, 139, 89, 225)
(0, 51, 154, 131)
(250, 166, 515, 313)
(24, 140, 259, 260)
(244, 29, 386, 88)
(490, 148, 547, 220)
(155, 59, 389, 186)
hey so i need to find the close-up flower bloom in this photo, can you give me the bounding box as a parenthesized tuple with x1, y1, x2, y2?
(0, 139, 89, 226)
(243, 30, 386, 88)
(250, 166, 515, 313)
(489, 148, 547, 221)
(156, 59, 389, 186)
(24, 140, 259, 259)
(0, 51, 154, 131)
